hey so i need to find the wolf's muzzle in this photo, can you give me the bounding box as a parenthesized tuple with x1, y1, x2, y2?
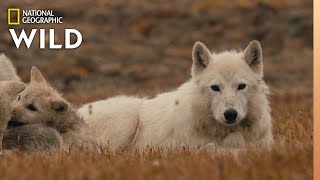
(7, 118, 26, 128)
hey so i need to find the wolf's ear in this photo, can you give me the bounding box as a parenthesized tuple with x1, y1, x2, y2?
(243, 40, 263, 77)
(0, 54, 21, 81)
(51, 100, 69, 113)
(30, 66, 47, 84)
(0, 81, 25, 98)
(192, 42, 211, 77)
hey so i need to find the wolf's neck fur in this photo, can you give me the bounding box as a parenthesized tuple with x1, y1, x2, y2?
(51, 105, 98, 150)
(47, 106, 85, 134)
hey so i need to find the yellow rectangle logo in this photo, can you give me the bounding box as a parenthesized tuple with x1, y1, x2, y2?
(8, 8, 20, 25)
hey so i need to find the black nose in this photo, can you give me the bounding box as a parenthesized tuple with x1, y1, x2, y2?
(224, 109, 238, 123)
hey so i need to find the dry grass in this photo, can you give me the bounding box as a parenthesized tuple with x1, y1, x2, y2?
(0, 143, 313, 179)
(0, 0, 313, 179)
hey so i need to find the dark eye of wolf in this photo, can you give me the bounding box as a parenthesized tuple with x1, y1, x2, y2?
(238, 84, 246, 90)
(17, 95, 21, 101)
(211, 85, 220, 92)
(27, 104, 38, 111)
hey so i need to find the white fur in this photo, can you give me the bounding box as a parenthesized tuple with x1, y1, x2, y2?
(0, 54, 25, 152)
(9, 67, 98, 151)
(0, 54, 20, 81)
(79, 96, 143, 151)
(79, 41, 273, 151)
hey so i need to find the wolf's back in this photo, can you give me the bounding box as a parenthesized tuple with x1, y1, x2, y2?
(0, 54, 20, 81)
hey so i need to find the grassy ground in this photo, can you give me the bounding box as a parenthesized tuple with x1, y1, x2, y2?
(0, 144, 313, 179)
(0, 0, 313, 179)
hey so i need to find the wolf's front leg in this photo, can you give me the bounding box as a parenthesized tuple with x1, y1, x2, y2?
(197, 133, 246, 155)
(222, 132, 246, 148)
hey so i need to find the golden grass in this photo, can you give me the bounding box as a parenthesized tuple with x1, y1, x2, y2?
(0, 143, 312, 179)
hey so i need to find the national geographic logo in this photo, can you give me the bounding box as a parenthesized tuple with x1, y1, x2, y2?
(7, 8, 82, 49)
(8, 8, 20, 25)
(8, 8, 63, 25)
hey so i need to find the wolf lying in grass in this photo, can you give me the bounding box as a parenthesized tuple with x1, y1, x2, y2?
(6, 67, 99, 151)
(79, 40, 273, 151)
(3, 67, 66, 151)
(0, 57, 98, 151)
(0, 54, 26, 152)
(0, 54, 60, 151)
(0, 81, 25, 152)
(0, 54, 21, 82)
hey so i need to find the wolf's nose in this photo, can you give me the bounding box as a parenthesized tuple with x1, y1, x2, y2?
(224, 109, 238, 123)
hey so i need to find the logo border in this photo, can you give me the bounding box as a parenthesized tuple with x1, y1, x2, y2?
(8, 8, 20, 25)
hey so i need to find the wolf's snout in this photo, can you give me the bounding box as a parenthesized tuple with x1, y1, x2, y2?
(224, 109, 238, 123)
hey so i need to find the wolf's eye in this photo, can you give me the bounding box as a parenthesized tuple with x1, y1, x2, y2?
(211, 85, 220, 92)
(27, 104, 38, 112)
(238, 84, 247, 90)
(17, 95, 21, 101)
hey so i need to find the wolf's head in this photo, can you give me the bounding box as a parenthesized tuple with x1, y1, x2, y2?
(0, 81, 25, 128)
(10, 67, 70, 129)
(192, 40, 267, 126)
(0, 81, 25, 100)
(0, 81, 25, 151)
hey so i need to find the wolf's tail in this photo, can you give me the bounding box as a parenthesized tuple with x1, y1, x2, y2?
(0, 54, 20, 81)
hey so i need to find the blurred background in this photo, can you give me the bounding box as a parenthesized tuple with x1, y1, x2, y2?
(0, 0, 312, 119)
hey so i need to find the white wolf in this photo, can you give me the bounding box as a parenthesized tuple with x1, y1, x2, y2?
(0, 54, 25, 152)
(79, 40, 273, 151)
(0, 81, 25, 152)
(0, 54, 20, 81)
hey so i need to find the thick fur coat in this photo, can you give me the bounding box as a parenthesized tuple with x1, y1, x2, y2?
(6, 67, 98, 151)
(79, 40, 274, 151)
(0, 54, 20, 81)
(0, 55, 97, 152)
(0, 54, 25, 152)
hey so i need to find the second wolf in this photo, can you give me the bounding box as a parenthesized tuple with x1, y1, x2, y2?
(0, 55, 98, 151)
(5, 67, 98, 151)
(0, 54, 25, 152)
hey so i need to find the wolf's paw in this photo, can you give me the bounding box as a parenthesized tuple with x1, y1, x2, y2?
(222, 132, 246, 148)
